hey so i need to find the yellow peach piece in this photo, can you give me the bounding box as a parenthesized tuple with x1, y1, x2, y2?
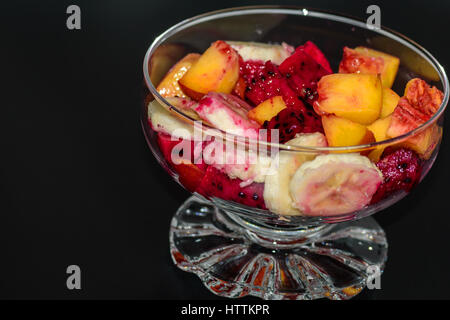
(322, 115, 375, 147)
(404, 78, 443, 117)
(387, 78, 443, 159)
(380, 88, 400, 118)
(247, 96, 287, 125)
(148, 43, 188, 89)
(339, 46, 400, 88)
(179, 40, 239, 100)
(156, 53, 200, 98)
(401, 124, 441, 160)
(354, 47, 400, 88)
(342, 286, 363, 297)
(367, 115, 393, 161)
(314, 73, 382, 125)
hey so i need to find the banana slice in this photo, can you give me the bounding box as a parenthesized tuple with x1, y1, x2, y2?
(202, 139, 273, 185)
(227, 41, 294, 65)
(164, 96, 202, 121)
(193, 92, 260, 139)
(148, 99, 196, 140)
(263, 133, 328, 215)
(289, 154, 383, 216)
(148, 96, 207, 139)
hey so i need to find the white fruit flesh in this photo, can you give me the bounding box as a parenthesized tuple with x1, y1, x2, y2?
(202, 139, 273, 184)
(289, 154, 383, 216)
(148, 99, 195, 140)
(227, 41, 294, 65)
(263, 133, 328, 216)
(193, 92, 260, 139)
(165, 96, 201, 121)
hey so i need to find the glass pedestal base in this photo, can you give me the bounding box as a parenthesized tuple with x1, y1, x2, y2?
(170, 196, 388, 300)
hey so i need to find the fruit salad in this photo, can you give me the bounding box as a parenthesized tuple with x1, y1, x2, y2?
(148, 39, 444, 217)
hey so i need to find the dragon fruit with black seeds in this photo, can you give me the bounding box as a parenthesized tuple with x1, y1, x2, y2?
(301, 41, 332, 73)
(279, 44, 331, 103)
(239, 59, 267, 82)
(263, 107, 324, 143)
(196, 166, 267, 209)
(243, 61, 306, 110)
(371, 148, 423, 203)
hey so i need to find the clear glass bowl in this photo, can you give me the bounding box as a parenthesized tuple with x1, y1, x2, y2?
(142, 6, 448, 299)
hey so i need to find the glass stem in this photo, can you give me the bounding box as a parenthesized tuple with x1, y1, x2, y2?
(218, 209, 335, 249)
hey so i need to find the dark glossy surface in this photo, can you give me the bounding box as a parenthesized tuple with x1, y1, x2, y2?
(2, 0, 450, 299)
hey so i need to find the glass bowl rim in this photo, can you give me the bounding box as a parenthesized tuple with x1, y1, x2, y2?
(143, 5, 449, 152)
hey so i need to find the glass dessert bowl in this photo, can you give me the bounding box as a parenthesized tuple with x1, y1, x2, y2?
(142, 6, 448, 300)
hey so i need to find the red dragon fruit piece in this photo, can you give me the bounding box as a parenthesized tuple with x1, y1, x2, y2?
(157, 132, 182, 165)
(239, 59, 267, 81)
(232, 59, 266, 100)
(301, 41, 332, 73)
(157, 133, 208, 171)
(244, 61, 306, 110)
(195, 166, 267, 210)
(263, 107, 324, 143)
(157, 133, 208, 191)
(371, 148, 422, 203)
(279, 46, 331, 103)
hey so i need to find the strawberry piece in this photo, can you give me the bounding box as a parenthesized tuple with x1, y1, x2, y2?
(302, 41, 332, 73)
(263, 107, 323, 143)
(371, 148, 422, 203)
(279, 47, 331, 103)
(196, 166, 267, 209)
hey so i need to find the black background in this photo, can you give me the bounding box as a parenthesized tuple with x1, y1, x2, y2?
(1, 0, 449, 300)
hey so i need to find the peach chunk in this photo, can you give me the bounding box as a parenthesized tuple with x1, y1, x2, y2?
(381, 88, 400, 118)
(322, 115, 375, 147)
(387, 78, 443, 159)
(179, 41, 239, 100)
(405, 124, 441, 159)
(339, 46, 400, 88)
(314, 73, 382, 125)
(367, 115, 392, 161)
(156, 53, 200, 98)
(232, 76, 247, 100)
(247, 96, 287, 125)
(148, 43, 188, 88)
(404, 78, 443, 117)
